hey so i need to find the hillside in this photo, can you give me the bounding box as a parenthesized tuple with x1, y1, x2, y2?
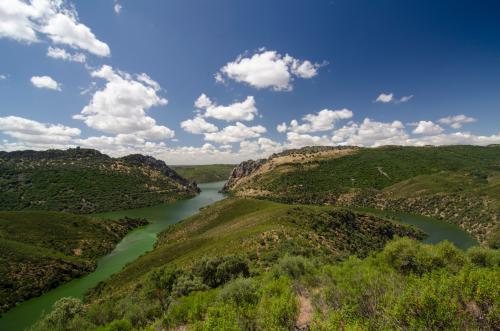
(172, 164, 236, 183)
(0, 211, 147, 314)
(223, 145, 500, 244)
(0, 148, 199, 213)
(28, 201, 499, 330)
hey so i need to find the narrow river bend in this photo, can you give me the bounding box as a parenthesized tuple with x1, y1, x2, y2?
(0, 181, 226, 331)
(0, 181, 478, 330)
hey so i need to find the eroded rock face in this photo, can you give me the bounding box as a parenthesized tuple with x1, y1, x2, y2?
(221, 159, 266, 192)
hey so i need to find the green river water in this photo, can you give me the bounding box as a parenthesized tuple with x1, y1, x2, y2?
(0, 181, 226, 331)
(0, 181, 478, 330)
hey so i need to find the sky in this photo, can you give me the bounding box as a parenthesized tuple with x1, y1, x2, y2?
(0, 0, 499, 164)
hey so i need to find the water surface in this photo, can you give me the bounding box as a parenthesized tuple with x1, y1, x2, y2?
(0, 181, 225, 331)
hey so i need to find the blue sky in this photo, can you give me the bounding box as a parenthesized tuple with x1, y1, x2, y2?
(0, 0, 499, 164)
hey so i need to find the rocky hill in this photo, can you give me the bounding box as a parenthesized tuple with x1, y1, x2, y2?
(223, 145, 500, 245)
(0, 148, 199, 213)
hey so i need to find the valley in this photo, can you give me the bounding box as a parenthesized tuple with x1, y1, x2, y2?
(0, 146, 498, 331)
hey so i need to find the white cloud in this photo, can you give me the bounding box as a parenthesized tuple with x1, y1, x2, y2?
(276, 122, 287, 133)
(0, 0, 110, 56)
(375, 93, 394, 103)
(287, 108, 353, 133)
(73, 65, 173, 139)
(204, 122, 266, 144)
(194, 93, 213, 109)
(195, 94, 258, 122)
(30, 75, 61, 90)
(114, 3, 122, 14)
(397, 95, 414, 103)
(375, 93, 413, 104)
(438, 114, 476, 129)
(0, 115, 80, 144)
(286, 132, 331, 148)
(216, 49, 324, 91)
(0, 74, 6, 80)
(181, 116, 218, 134)
(47, 46, 86, 62)
(331, 118, 408, 147)
(406, 132, 500, 146)
(411, 121, 444, 135)
(136, 73, 161, 91)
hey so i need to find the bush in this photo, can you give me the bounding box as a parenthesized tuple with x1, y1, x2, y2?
(29, 297, 93, 331)
(467, 246, 500, 267)
(218, 277, 260, 306)
(94, 319, 132, 331)
(271, 255, 314, 279)
(193, 255, 249, 288)
(257, 277, 298, 331)
(164, 291, 216, 328)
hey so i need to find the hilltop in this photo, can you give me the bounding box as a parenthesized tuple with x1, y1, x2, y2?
(223, 145, 500, 244)
(0, 211, 147, 314)
(0, 148, 199, 213)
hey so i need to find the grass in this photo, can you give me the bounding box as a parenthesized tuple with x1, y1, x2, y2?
(227, 145, 500, 244)
(0, 211, 147, 314)
(172, 164, 235, 183)
(85, 197, 424, 302)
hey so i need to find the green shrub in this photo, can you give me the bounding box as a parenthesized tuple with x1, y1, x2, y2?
(202, 304, 240, 331)
(193, 255, 250, 288)
(164, 291, 216, 328)
(271, 255, 314, 279)
(94, 319, 132, 331)
(467, 246, 500, 267)
(257, 277, 298, 331)
(29, 297, 93, 331)
(217, 277, 260, 306)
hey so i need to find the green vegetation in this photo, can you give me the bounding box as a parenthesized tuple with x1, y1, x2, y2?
(85, 198, 423, 295)
(172, 164, 235, 183)
(29, 238, 500, 331)
(0, 148, 199, 213)
(0, 211, 147, 314)
(225, 145, 500, 243)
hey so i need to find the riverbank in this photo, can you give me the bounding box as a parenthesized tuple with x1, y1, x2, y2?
(0, 181, 226, 331)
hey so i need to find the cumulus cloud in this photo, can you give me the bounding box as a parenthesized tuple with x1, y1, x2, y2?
(0, 0, 110, 56)
(276, 122, 287, 133)
(286, 132, 331, 148)
(0, 74, 7, 80)
(375, 93, 413, 104)
(194, 94, 258, 122)
(30, 75, 61, 90)
(331, 118, 408, 146)
(180, 116, 218, 134)
(0, 115, 80, 144)
(438, 114, 476, 129)
(47, 46, 86, 62)
(216, 49, 324, 91)
(411, 121, 444, 135)
(204, 122, 266, 144)
(286, 108, 353, 134)
(73, 65, 174, 140)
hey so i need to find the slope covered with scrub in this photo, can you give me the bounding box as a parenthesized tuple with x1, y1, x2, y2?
(0, 211, 147, 314)
(0, 148, 199, 213)
(30, 235, 499, 330)
(223, 145, 500, 244)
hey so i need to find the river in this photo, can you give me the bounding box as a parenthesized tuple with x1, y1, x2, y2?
(0, 181, 226, 331)
(0, 182, 478, 330)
